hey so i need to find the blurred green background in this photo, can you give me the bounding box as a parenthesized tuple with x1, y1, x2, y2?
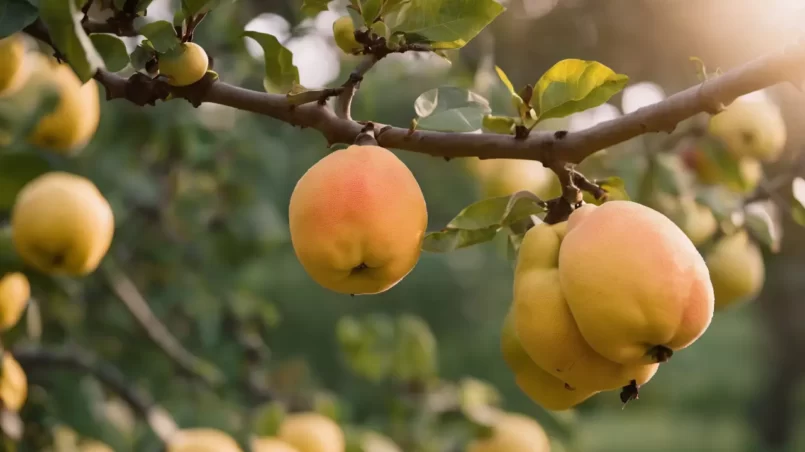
(3, 0, 805, 451)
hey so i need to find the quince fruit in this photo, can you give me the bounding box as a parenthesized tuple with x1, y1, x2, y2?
(333, 17, 362, 55)
(167, 428, 243, 452)
(501, 309, 597, 411)
(26, 54, 100, 154)
(277, 412, 345, 452)
(252, 438, 300, 452)
(11, 172, 115, 276)
(558, 201, 714, 364)
(159, 42, 209, 87)
(289, 145, 427, 295)
(0, 352, 27, 412)
(466, 412, 551, 452)
(705, 230, 765, 310)
(0, 34, 29, 97)
(513, 221, 659, 391)
(708, 97, 787, 162)
(466, 158, 561, 200)
(0, 272, 30, 331)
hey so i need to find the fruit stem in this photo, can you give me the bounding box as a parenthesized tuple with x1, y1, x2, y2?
(648, 345, 674, 363)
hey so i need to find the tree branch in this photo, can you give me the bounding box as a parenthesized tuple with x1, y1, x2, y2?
(82, 20, 138, 36)
(100, 260, 226, 389)
(336, 55, 379, 120)
(12, 345, 179, 444)
(87, 39, 805, 167)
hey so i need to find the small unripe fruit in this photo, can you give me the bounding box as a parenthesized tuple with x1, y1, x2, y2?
(159, 42, 209, 87)
(277, 412, 345, 452)
(705, 230, 765, 310)
(333, 17, 362, 55)
(708, 98, 787, 162)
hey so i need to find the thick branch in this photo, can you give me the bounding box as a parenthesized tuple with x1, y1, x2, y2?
(12, 345, 178, 443)
(89, 39, 805, 166)
(100, 260, 226, 389)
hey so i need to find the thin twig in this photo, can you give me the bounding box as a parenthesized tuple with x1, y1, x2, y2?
(12, 345, 179, 444)
(336, 55, 379, 120)
(100, 259, 226, 389)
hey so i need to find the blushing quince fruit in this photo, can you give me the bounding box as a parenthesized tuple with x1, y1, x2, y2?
(167, 428, 243, 452)
(277, 412, 345, 452)
(0, 272, 30, 331)
(0, 352, 27, 412)
(513, 221, 659, 391)
(252, 437, 300, 452)
(708, 97, 787, 162)
(558, 201, 715, 365)
(288, 145, 427, 295)
(159, 42, 209, 86)
(466, 412, 551, 452)
(465, 158, 561, 200)
(25, 54, 100, 154)
(705, 230, 765, 310)
(11, 172, 115, 276)
(501, 309, 597, 411)
(333, 17, 362, 55)
(0, 34, 29, 97)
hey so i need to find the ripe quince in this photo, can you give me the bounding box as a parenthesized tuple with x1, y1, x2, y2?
(277, 412, 345, 452)
(289, 145, 427, 295)
(0, 272, 30, 331)
(159, 42, 209, 87)
(558, 201, 714, 365)
(705, 230, 765, 310)
(513, 221, 659, 391)
(11, 172, 115, 276)
(708, 97, 787, 162)
(0, 352, 27, 412)
(167, 428, 243, 452)
(466, 412, 551, 452)
(0, 34, 29, 97)
(25, 54, 100, 154)
(501, 309, 597, 411)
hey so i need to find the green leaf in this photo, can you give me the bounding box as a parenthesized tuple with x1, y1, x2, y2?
(0, 153, 53, 210)
(380, 0, 411, 17)
(482, 115, 516, 135)
(137, 20, 180, 53)
(251, 402, 286, 437)
(89, 34, 130, 72)
(362, 0, 383, 23)
(301, 0, 332, 17)
(243, 31, 299, 94)
(495, 66, 532, 123)
(181, 0, 233, 16)
(413, 87, 491, 132)
(39, 0, 106, 82)
(648, 153, 687, 196)
(744, 202, 780, 253)
(392, 315, 437, 381)
(336, 315, 395, 383)
(129, 43, 156, 71)
(448, 191, 545, 230)
(583, 176, 630, 205)
(0, 0, 39, 39)
(792, 177, 805, 227)
(534, 59, 629, 121)
(422, 191, 545, 252)
(391, 0, 505, 49)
